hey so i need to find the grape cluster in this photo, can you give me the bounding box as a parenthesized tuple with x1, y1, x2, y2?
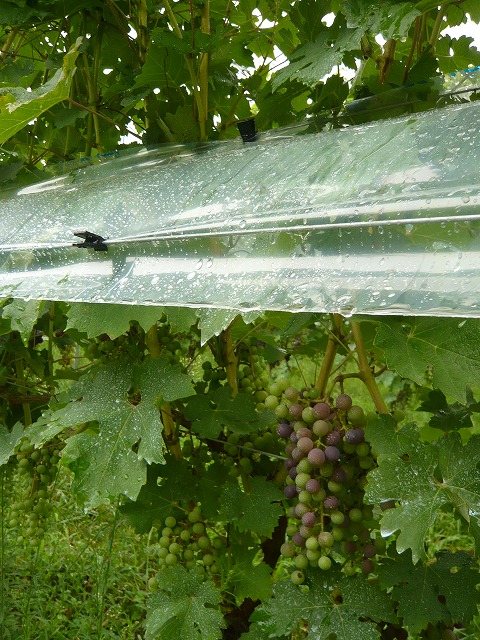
(275, 390, 386, 583)
(149, 504, 226, 588)
(9, 438, 63, 546)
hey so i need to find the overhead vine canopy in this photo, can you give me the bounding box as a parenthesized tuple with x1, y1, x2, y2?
(0, 0, 479, 185)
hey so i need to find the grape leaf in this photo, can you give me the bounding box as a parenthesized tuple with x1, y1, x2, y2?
(146, 566, 225, 640)
(272, 18, 362, 90)
(375, 318, 480, 402)
(121, 460, 197, 532)
(196, 308, 262, 345)
(2, 298, 43, 344)
(219, 475, 283, 537)
(377, 550, 480, 633)
(66, 302, 163, 338)
(228, 534, 273, 602)
(365, 414, 418, 457)
(0, 37, 81, 144)
(184, 387, 274, 439)
(342, 0, 420, 39)
(365, 432, 480, 562)
(250, 568, 396, 639)
(417, 389, 475, 432)
(0, 421, 23, 465)
(121, 457, 232, 532)
(38, 357, 193, 507)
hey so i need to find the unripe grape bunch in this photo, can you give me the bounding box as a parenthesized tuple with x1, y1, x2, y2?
(150, 504, 226, 584)
(275, 389, 387, 583)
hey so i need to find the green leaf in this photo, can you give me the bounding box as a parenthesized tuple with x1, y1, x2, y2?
(375, 318, 480, 402)
(66, 303, 163, 338)
(219, 475, 283, 537)
(2, 298, 43, 344)
(0, 37, 81, 144)
(121, 459, 198, 532)
(341, 0, 420, 39)
(365, 431, 480, 562)
(136, 356, 195, 405)
(251, 568, 396, 639)
(365, 414, 418, 457)
(377, 550, 480, 633)
(196, 308, 262, 345)
(146, 565, 225, 640)
(0, 421, 23, 465)
(41, 359, 174, 507)
(436, 35, 480, 74)
(184, 387, 273, 439)
(229, 539, 272, 602)
(417, 389, 474, 432)
(272, 18, 361, 90)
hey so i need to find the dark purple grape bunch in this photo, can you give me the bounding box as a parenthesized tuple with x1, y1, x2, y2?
(275, 389, 384, 583)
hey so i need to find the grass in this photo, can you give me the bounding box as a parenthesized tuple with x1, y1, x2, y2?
(1, 468, 150, 640)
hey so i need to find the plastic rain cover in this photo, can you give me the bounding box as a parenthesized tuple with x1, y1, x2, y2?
(0, 100, 479, 317)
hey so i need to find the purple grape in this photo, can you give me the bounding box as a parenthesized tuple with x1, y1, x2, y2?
(360, 558, 374, 574)
(331, 467, 347, 483)
(305, 478, 321, 494)
(276, 423, 293, 439)
(323, 495, 339, 510)
(285, 442, 295, 456)
(289, 404, 304, 419)
(289, 431, 298, 443)
(344, 428, 365, 445)
(291, 447, 305, 462)
(297, 437, 314, 454)
(301, 512, 316, 527)
(292, 532, 306, 547)
(297, 427, 312, 439)
(325, 445, 341, 462)
(284, 386, 299, 402)
(363, 543, 376, 558)
(336, 394, 353, 411)
(344, 540, 357, 555)
(307, 448, 326, 467)
(325, 431, 341, 446)
(284, 457, 295, 470)
(313, 402, 331, 419)
(284, 485, 297, 499)
(299, 525, 312, 539)
(289, 466, 298, 480)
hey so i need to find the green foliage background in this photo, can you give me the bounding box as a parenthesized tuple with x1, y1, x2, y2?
(1, 1, 480, 639)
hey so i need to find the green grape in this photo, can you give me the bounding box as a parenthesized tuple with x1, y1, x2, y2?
(318, 556, 332, 570)
(192, 522, 205, 535)
(165, 516, 177, 528)
(294, 554, 308, 570)
(290, 569, 305, 585)
(165, 553, 178, 566)
(148, 577, 158, 590)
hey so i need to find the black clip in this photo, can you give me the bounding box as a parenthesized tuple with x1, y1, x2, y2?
(73, 230, 108, 252)
(236, 118, 256, 143)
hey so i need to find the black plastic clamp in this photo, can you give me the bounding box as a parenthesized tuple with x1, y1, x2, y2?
(72, 230, 108, 251)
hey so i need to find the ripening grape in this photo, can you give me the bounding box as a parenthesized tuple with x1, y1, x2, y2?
(307, 448, 326, 467)
(336, 394, 353, 411)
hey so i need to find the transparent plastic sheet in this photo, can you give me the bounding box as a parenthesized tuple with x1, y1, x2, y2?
(0, 101, 479, 317)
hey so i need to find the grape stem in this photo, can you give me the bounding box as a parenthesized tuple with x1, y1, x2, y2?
(351, 321, 388, 414)
(146, 325, 183, 460)
(223, 326, 238, 397)
(316, 314, 344, 396)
